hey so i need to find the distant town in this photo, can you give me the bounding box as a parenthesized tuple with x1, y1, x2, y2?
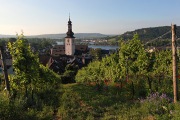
(0, 17, 119, 78)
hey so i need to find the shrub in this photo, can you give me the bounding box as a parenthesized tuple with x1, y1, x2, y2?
(139, 92, 173, 119)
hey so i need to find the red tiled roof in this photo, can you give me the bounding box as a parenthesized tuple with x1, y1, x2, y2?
(75, 45, 88, 51)
(51, 45, 88, 56)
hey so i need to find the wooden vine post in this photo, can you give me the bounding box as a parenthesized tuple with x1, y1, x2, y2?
(172, 24, 178, 103)
(0, 46, 10, 96)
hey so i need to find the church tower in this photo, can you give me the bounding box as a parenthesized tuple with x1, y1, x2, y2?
(65, 16, 75, 56)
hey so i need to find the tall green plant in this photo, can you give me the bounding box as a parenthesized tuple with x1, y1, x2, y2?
(8, 33, 39, 99)
(119, 34, 147, 98)
(153, 50, 172, 93)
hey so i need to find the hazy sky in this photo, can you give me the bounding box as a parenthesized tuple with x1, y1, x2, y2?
(0, 0, 180, 35)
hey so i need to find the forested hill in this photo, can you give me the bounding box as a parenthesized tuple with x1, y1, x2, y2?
(1, 26, 180, 40)
(119, 26, 180, 41)
(0, 33, 107, 39)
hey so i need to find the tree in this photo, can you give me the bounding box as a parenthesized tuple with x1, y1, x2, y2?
(153, 50, 172, 92)
(8, 33, 39, 100)
(119, 34, 147, 98)
(89, 48, 102, 60)
(139, 51, 156, 92)
(101, 53, 121, 83)
(8, 33, 62, 107)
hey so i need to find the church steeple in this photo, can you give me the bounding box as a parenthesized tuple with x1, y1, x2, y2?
(69, 13, 70, 21)
(65, 15, 75, 56)
(66, 15, 75, 38)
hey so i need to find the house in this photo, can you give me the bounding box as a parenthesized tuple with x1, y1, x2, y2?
(39, 54, 84, 74)
(74, 45, 88, 55)
(50, 45, 65, 56)
(50, 44, 88, 56)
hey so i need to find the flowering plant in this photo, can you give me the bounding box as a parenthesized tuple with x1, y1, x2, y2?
(139, 92, 173, 119)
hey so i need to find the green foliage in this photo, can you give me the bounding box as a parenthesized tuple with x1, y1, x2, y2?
(0, 93, 56, 120)
(119, 34, 146, 75)
(151, 50, 172, 93)
(107, 37, 119, 45)
(107, 26, 180, 47)
(8, 33, 40, 99)
(100, 53, 122, 85)
(0, 39, 7, 46)
(61, 64, 78, 83)
(120, 26, 180, 41)
(75, 67, 90, 83)
(0, 33, 62, 119)
(76, 52, 121, 86)
(1, 32, 179, 119)
(39, 64, 60, 84)
(172, 103, 180, 119)
(8, 33, 61, 93)
(76, 33, 174, 98)
(139, 92, 174, 120)
(89, 48, 102, 60)
(27, 38, 54, 55)
(57, 84, 179, 120)
(76, 60, 104, 85)
(58, 84, 126, 119)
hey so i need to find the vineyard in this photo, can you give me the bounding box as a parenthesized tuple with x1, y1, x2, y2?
(1, 33, 180, 119)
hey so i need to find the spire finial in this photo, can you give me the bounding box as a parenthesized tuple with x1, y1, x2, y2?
(69, 13, 70, 21)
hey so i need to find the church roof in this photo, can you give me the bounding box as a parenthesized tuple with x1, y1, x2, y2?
(65, 31, 75, 38)
(65, 17, 75, 38)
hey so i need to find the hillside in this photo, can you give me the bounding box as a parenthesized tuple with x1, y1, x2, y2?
(119, 26, 180, 41)
(1, 26, 180, 40)
(0, 33, 107, 39)
(0, 34, 16, 38)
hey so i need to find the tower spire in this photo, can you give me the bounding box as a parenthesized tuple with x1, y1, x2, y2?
(65, 15, 75, 38)
(65, 14, 75, 56)
(69, 13, 70, 21)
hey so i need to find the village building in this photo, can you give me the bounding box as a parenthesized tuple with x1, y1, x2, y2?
(50, 17, 88, 56)
(65, 17, 75, 55)
(1, 16, 114, 75)
(39, 17, 92, 74)
(50, 44, 88, 56)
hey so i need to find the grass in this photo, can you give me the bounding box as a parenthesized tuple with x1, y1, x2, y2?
(57, 83, 180, 120)
(1, 83, 180, 120)
(57, 83, 144, 119)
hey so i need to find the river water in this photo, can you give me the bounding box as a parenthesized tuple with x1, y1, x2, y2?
(56, 42, 119, 50)
(88, 45, 119, 50)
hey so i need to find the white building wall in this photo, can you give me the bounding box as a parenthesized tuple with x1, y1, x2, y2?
(65, 38, 75, 55)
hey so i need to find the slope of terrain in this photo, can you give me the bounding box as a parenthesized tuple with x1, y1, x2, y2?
(120, 26, 180, 41)
(106, 26, 180, 43)
(0, 33, 107, 39)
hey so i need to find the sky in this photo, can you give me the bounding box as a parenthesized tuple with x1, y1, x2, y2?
(0, 0, 180, 35)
